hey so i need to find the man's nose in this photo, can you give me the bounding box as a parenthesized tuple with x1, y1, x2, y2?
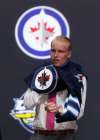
(54, 51, 58, 57)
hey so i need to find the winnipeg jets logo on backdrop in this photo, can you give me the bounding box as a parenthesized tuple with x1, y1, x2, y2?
(15, 6, 70, 59)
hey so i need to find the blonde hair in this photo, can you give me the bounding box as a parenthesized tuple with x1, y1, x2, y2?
(51, 35, 72, 51)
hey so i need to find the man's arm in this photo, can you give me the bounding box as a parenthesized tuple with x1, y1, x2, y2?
(45, 75, 87, 123)
(23, 88, 40, 109)
(55, 75, 87, 123)
(55, 93, 81, 122)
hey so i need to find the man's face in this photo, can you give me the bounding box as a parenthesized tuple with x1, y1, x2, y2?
(51, 40, 71, 67)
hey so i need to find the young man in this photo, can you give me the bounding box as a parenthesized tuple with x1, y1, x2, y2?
(24, 36, 87, 140)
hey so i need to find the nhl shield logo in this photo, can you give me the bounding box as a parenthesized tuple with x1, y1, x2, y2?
(15, 6, 70, 59)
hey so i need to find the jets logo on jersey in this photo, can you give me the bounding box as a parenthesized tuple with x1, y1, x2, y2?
(15, 6, 70, 59)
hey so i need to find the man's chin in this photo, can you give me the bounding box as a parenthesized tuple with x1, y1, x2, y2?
(52, 62, 61, 67)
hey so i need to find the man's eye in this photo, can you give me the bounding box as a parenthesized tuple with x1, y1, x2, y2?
(51, 49, 55, 52)
(59, 50, 64, 53)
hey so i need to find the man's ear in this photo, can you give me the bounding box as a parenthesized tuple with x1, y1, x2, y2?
(67, 51, 72, 58)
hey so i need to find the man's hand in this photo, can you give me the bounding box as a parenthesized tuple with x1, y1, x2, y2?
(45, 102, 63, 113)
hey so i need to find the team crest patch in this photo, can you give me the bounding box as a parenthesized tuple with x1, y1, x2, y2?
(15, 6, 70, 59)
(31, 65, 58, 93)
